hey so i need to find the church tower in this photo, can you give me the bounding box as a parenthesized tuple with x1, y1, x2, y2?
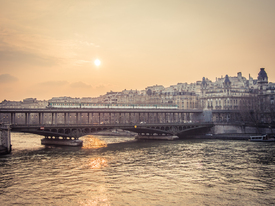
(223, 75, 231, 95)
(257, 68, 268, 94)
(201, 77, 207, 96)
(200, 77, 208, 109)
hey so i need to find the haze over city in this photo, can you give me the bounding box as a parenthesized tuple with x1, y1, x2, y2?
(0, 0, 275, 101)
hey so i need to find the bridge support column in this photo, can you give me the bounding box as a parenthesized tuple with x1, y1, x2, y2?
(25, 113, 29, 125)
(187, 113, 190, 122)
(11, 113, 15, 124)
(64, 113, 67, 124)
(0, 124, 11, 154)
(99, 113, 101, 124)
(119, 113, 121, 124)
(172, 113, 175, 123)
(39, 113, 44, 125)
(92, 113, 94, 124)
(157, 113, 160, 123)
(51, 113, 54, 125)
(55, 113, 57, 125)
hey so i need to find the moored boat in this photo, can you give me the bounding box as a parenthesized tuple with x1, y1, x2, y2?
(249, 134, 275, 142)
(41, 138, 83, 146)
(135, 135, 179, 141)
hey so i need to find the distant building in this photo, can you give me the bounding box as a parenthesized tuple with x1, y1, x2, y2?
(199, 72, 257, 111)
(0, 98, 48, 108)
(1, 68, 274, 124)
(198, 68, 275, 123)
(49, 96, 80, 103)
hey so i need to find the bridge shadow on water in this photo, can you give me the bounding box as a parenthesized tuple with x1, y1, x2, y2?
(47, 137, 199, 155)
(87, 135, 208, 153)
(5, 133, 210, 160)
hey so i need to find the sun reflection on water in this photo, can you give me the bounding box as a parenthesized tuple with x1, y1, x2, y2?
(79, 198, 110, 206)
(78, 136, 109, 205)
(79, 185, 110, 206)
(78, 157, 109, 205)
(82, 135, 107, 149)
(89, 157, 108, 169)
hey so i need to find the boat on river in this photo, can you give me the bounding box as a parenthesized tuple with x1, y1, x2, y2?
(249, 134, 275, 142)
(41, 138, 83, 146)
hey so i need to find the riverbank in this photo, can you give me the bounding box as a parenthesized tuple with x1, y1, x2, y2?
(93, 130, 255, 141)
(93, 129, 268, 141)
(196, 133, 255, 140)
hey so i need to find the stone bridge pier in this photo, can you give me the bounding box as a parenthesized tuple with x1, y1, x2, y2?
(0, 124, 11, 154)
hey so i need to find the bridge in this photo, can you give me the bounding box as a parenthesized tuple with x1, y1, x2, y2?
(10, 122, 213, 139)
(0, 108, 204, 125)
(0, 108, 214, 152)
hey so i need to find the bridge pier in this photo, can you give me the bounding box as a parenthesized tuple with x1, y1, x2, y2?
(0, 124, 11, 155)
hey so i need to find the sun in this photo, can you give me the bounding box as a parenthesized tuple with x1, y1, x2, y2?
(94, 59, 101, 66)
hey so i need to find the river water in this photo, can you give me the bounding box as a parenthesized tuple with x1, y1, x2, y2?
(0, 133, 274, 206)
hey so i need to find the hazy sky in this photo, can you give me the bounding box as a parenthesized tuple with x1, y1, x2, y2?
(0, 0, 275, 101)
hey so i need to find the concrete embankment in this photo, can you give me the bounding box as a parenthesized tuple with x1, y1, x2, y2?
(205, 124, 274, 140)
(212, 124, 274, 136)
(195, 134, 253, 140)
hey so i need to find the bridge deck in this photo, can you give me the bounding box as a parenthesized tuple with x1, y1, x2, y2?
(0, 108, 203, 113)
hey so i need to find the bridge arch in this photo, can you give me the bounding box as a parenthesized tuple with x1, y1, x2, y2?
(9, 123, 214, 139)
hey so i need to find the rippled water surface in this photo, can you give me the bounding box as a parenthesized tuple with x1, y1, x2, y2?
(1, 133, 275, 205)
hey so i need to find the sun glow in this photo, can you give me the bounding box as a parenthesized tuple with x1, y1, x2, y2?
(94, 59, 101, 66)
(82, 135, 107, 149)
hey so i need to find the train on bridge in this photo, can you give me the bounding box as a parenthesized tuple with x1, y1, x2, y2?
(47, 102, 179, 110)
